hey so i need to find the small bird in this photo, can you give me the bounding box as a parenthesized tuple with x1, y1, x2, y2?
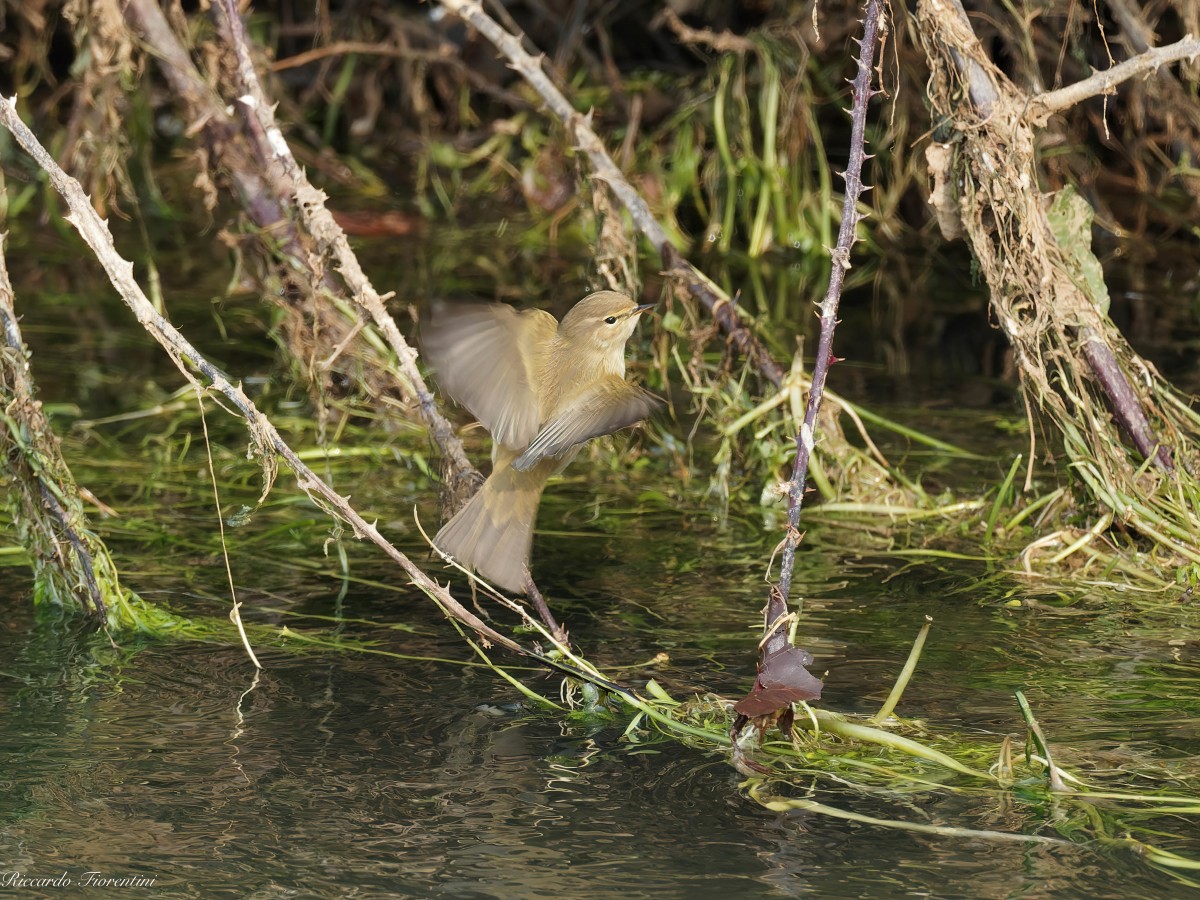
(422, 291, 661, 593)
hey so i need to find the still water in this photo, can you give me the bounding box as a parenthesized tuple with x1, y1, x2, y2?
(2, 453, 1197, 898)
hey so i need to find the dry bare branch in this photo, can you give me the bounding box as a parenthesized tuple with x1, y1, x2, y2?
(650, 8, 757, 56)
(438, 0, 787, 388)
(1028, 34, 1200, 122)
(125, 0, 480, 497)
(218, 0, 479, 493)
(733, 0, 886, 732)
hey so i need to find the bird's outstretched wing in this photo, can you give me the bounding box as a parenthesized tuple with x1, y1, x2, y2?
(421, 301, 557, 448)
(511, 378, 662, 472)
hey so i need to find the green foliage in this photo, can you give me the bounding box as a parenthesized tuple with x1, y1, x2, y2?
(1047, 185, 1110, 315)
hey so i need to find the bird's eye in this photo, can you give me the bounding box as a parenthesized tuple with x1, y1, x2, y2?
(604, 315, 618, 325)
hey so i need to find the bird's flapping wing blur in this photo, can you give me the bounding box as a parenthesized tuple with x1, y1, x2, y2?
(421, 301, 557, 448)
(511, 377, 662, 472)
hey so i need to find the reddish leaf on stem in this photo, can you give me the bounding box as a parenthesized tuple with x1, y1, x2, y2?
(733, 644, 823, 717)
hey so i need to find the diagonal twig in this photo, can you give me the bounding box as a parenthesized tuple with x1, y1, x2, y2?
(213, 0, 575, 642)
(124, 0, 480, 493)
(437, 0, 786, 388)
(1027, 34, 1200, 122)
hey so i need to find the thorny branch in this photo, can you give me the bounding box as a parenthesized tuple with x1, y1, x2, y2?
(125, 0, 480, 494)
(217, 0, 570, 645)
(732, 0, 886, 735)
(122, 0, 302, 271)
(214, 0, 480, 493)
(768, 0, 884, 648)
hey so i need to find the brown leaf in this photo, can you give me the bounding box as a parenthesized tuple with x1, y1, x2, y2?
(733, 645, 823, 717)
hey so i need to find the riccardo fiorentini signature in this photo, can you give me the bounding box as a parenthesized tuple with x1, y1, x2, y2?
(1, 870, 157, 889)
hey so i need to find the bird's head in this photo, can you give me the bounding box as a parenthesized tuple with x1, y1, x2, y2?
(558, 291, 655, 352)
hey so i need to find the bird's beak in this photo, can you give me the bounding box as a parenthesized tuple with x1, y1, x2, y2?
(631, 303, 656, 316)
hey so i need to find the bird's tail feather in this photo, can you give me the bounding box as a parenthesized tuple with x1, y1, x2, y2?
(434, 466, 544, 594)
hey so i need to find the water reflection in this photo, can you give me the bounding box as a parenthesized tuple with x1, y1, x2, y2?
(2, 525, 1196, 900)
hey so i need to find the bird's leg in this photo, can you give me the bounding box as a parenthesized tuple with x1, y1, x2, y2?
(524, 571, 570, 648)
(467, 577, 492, 622)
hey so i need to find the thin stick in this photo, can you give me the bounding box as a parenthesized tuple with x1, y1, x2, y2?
(414, 509, 574, 655)
(651, 8, 756, 55)
(1028, 35, 1200, 121)
(195, 385, 262, 670)
(523, 573, 568, 646)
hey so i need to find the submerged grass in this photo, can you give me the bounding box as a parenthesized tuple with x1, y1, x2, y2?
(455, 622, 1200, 880)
